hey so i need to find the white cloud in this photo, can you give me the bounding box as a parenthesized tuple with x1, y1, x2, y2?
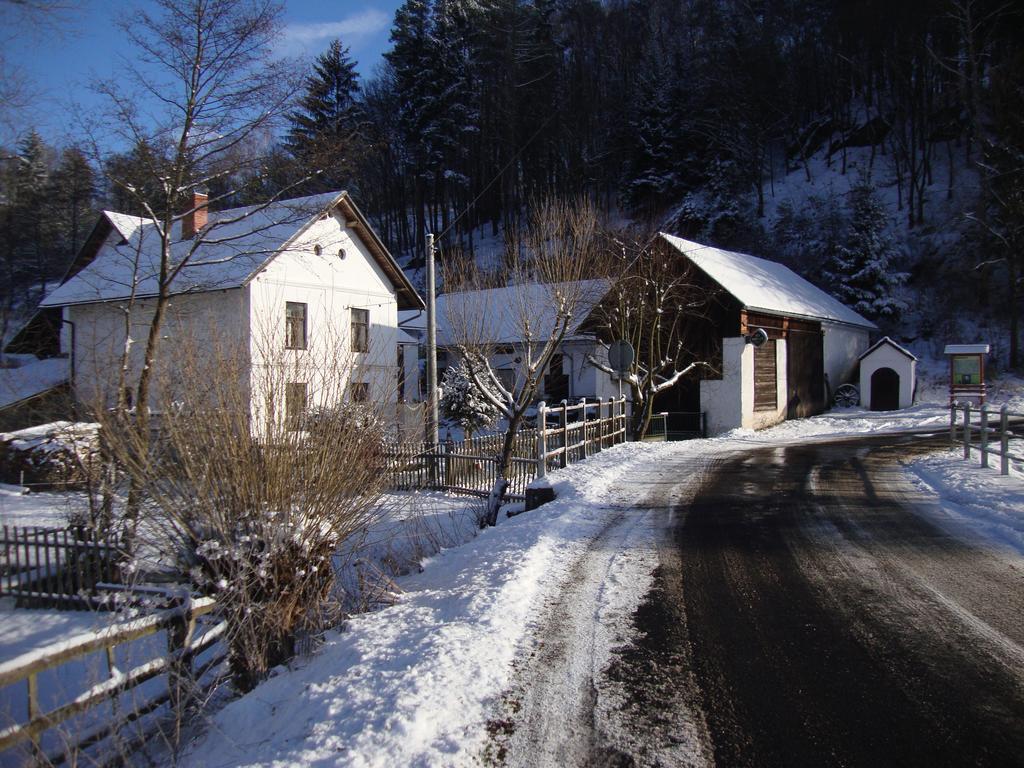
(278, 9, 391, 57)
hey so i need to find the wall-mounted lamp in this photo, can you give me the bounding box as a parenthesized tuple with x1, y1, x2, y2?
(744, 327, 769, 347)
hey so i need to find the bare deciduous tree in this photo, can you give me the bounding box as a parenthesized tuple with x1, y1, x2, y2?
(81, 0, 319, 539)
(586, 234, 716, 439)
(443, 198, 605, 525)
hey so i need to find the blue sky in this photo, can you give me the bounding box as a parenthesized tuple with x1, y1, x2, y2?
(4, 0, 402, 147)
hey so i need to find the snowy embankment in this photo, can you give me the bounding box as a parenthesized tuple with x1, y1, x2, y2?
(178, 445, 664, 768)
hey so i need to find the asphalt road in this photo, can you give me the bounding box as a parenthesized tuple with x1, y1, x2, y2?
(496, 434, 1024, 767)
(674, 434, 1024, 767)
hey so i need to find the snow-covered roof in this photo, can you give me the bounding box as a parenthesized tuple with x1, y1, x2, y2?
(0, 357, 68, 410)
(436, 279, 612, 346)
(944, 344, 990, 355)
(41, 192, 423, 310)
(859, 336, 917, 362)
(659, 234, 877, 330)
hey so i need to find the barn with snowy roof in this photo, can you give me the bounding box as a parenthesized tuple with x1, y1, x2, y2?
(28, 190, 423, 434)
(657, 234, 876, 435)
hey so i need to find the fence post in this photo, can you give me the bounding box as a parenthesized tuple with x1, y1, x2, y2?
(1001, 404, 1010, 476)
(537, 401, 547, 479)
(561, 400, 569, 468)
(167, 600, 197, 733)
(980, 404, 990, 468)
(949, 401, 957, 445)
(963, 402, 971, 460)
(581, 401, 589, 458)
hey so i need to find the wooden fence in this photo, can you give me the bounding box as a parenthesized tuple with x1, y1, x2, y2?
(949, 402, 1024, 475)
(536, 397, 628, 478)
(384, 430, 540, 501)
(383, 397, 629, 499)
(0, 525, 124, 608)
(0, 596, 226, 766)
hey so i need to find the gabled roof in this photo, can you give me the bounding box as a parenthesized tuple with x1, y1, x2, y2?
(944, 343, 990, 355)
(41, 191, 423, 311)
(659, 234, 876, 330)
(435, 279, 612, 346)
(859, 336, 917, 362)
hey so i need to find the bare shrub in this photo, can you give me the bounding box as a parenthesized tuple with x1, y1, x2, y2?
(99, 324, 393, 692)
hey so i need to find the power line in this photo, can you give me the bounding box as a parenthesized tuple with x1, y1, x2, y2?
(436, 111, 558, 243)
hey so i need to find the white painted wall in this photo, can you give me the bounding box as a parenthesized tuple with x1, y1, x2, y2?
(859, 345, 916, 409)
(823, 323, 870, 397)
(700, 337, 750, 435)
(700, 337, 789, 435)
(246, 208, 401, 430)
(68, 289, 248, 412)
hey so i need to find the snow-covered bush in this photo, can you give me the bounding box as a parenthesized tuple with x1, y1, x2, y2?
(440, 360, 501, 438)
(99, 332, 390, 692)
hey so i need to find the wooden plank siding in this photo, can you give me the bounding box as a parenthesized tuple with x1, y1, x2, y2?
(753, 340, 778, 411)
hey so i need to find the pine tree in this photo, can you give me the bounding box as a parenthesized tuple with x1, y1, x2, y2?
(440, 359, 501, 438)
(49, 147, 96, 266)
(12, 130, 53, 291)
(286, 39, 362, 191)
(824, 184, 907, 321)
(386, 0, 434, 258)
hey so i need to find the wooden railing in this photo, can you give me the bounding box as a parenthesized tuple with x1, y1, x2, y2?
(536, 397, 628, 478)
(383, 396, 629, 497)
(949, 402, 1024, 475)
(0, 596, 225, 765)
(0, 525, 124, 608)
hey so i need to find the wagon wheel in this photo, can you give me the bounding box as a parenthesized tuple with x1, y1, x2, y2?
(833, 383, 860, 408)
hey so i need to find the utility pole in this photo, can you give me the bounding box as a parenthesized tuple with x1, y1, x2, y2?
(425, 233, 440, 446)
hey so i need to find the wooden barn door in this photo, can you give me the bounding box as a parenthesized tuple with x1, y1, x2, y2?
(753, 340, 778, 411)
(786, 322, 824, 419)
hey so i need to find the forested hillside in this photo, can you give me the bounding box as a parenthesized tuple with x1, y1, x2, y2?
(2, 0, 1022, 365)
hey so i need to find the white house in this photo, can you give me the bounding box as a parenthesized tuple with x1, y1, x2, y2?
(434, 279, 620, 405)
(859, 337, 917, 410)
(38, 190, 423, 432)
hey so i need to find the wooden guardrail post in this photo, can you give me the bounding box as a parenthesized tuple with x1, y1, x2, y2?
(963, 402, 971, 460)
(27, 671, 40, 758)
(560, 400, 569, 468)
(1001, 405, 1010, 476)
(949, 401, 957, 445)
(980, 404, 990, 468)
(166, 601, 197, 726)
(581, 401, 589, 458)
(536, 401, 547, 479)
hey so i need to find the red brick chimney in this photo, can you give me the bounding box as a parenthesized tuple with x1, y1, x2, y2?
(181, 189, 209, 239)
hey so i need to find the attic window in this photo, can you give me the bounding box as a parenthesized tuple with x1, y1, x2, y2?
(313, 244, 323, 256)
(338, 248, 346, 260)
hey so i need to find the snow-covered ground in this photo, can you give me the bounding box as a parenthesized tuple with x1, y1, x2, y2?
(3, 367, 1022, 767)
(169, 375, 1023, 767)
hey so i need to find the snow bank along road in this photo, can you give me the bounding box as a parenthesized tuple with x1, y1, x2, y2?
(497, 433, 1024, 767)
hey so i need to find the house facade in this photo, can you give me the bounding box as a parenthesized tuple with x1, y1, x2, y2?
(435, 235, 874, 437)
(37, 191, 423, 433)
(658, 234, 876, 435)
